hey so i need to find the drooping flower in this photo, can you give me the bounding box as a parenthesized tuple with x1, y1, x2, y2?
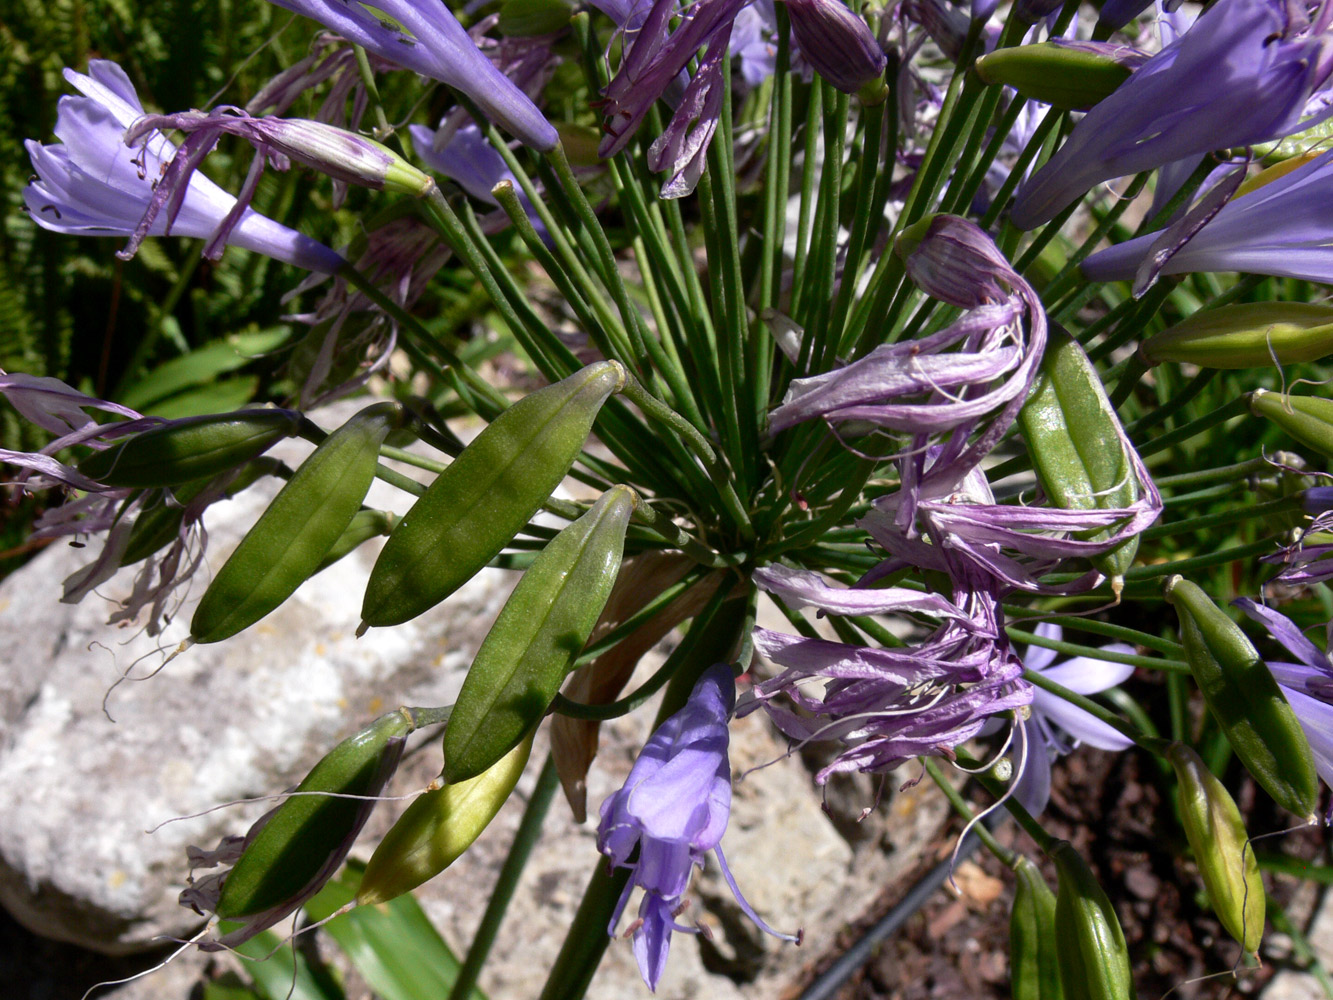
(598, 664, 796, 990)
(769, 216, 1047, 522)
(1235, 598, 1333, 813)
(1005, 623, 1135, 815)
(262, 0, 557, 150)
(24, 62, 344, 273)
(596, 0, 752, 196)
(745, 560, 1033, 780)
(1082, 149, 1333, 290)
(1012, 0, 1333, 230)
(784, 0, 887, 101)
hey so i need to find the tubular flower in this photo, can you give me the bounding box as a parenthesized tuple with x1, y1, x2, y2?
(1082, 149, 1333, 290)
(1012, 0, 1333, 230)
(262, 0, 557, 150)
(1005, 624, 1135, 815)
(598, 664, 796, 991)
(744, 561, 1033, 780)
(23, 61, 343, 273)
(1235, 599, 1333, 814)
(596, 0, 752, 196)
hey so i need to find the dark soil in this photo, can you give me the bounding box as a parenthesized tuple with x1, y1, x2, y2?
(787, 746, 1331, 1000)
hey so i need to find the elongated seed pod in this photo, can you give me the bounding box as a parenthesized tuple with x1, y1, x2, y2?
(1166, 742, 1265, 954)
(1163, 576, 1317, 820)
(190, 402, 404, 644)
(1143, 303, 1333, 369)
(361, 361, 626, 630)
(216, 708, 414, 919)
(976, 42, 1132, 111)
(1010, 856, 1064, 1000)
(1052, 841, 1133, 1000)
(1250, 389, 1333, 458)
(1018, 330, 1141, 587)
(357, 731, 535, 906)
(79, 409, 302, 487)
(445, 486, 635, 784)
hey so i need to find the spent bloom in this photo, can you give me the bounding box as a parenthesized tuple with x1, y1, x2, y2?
(1235, 599, 1333, 813)
(598, 664, 796, 990)
(745, 562, 1032, 780)
(784, 0, 887, 101)
(24, 61, 343, 273)
(1012, 0, 1333, 229)
(1004, 623, 1135, 815)
(262, 0, 557, 150)
(1264, 487, 1333, 588)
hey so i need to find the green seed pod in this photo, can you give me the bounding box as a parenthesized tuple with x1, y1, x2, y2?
(975, 43, 1133, 111)
(313, 508, 396, 575)
(445, 486, 636, 784)
(1018, 329, 1141, 590)
(78, 409, 302, 488)
(216, 708, 415, 920)
(361, 361, 627, 630)
(1163, 576, 1317, 820)
(357, 730, 535, 907)
(1250, 389, 1333, 459)
(191, 402, 405, 644)
(1010, 856, 1064, 1000)
(1166, 742, 1265, 954)
(120, 457, 285, 568)
(1051, 840, 1133, 1000)
(1143, 303, 1333, 369)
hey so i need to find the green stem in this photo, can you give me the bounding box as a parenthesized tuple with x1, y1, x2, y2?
(923, 759, 1015, 866)
(1021, 668, 1169, 754)
(1007, 627, 1190, 674)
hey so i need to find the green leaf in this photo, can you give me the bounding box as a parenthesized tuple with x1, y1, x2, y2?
(145, 376, 262, 418)
(304, 869, 488, 1000)
(234, 930, 346, 1000)
(120, 328, 290, 411)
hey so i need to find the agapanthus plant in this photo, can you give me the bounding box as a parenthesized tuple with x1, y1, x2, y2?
(13, 1, 1333, 996)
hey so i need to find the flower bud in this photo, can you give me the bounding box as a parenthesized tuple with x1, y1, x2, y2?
(1009, 856, 1061, 1000)
(254, 118, 437, 197)
(785, 0, 888, 103)
(976, 41, 1140, 112)
(1166, 742, 1265, 954)
(1143, 302, 1333, 369)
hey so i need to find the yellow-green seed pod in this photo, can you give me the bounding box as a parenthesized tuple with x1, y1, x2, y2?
(1051, 840, 1133, 1000)
(1010, 856, 1064, 1000)
(1018, 329, 1142, 591)
(191, 401, 405, 644)
(216, 709, 415, 920)
(975, 43, 1133, 111)
(1143, 303, 1333, 369)
(445, 486, 636, 784)
(78, 409, 302, 488)
(357, 731, 535, 906)
(1250, 389, 1333, 459)
(1166, 742, 1265, 954)
(1163, 576, 1317, 820)
(361, 361, 627, 630)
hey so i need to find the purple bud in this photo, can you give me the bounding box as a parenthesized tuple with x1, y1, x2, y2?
(784, 0, 888, 101)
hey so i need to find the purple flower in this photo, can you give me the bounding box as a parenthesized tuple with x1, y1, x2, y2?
(24, 62, 343, 273)
(770, 217, 1047, 524)
(598, 664, 796, 990)
(1082, 149, 1333, 290)
(784, 0, 886, 99)
(1012, 0, 1333, 229)
(1006, 623, 1134, 815)
(1235, 599, 1333, 813)
(262, 0, 557, 150)
(1264, 487, 1333, 587)
(596, 0, 751, 196)
(745, 560, 1033, 779)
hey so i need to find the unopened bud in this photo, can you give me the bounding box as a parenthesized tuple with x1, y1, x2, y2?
(256, 118, 437, 197)
(1143, 302, 1333, 369)
(895, 214, 1021, 308)
(784, 0, 888, 102)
